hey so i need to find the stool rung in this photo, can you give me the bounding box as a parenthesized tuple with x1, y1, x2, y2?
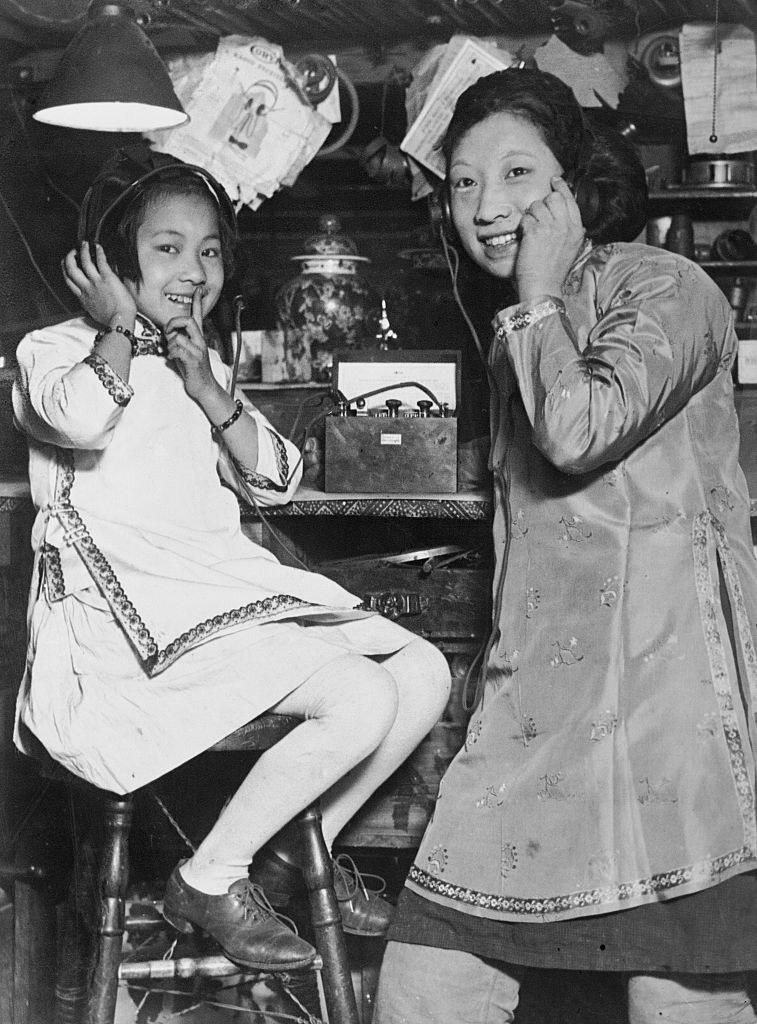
(118, 952, 324, 980)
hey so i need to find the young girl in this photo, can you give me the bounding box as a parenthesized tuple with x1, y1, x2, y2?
(375, 68, 757, 1023)
(12, 156, 450, 973)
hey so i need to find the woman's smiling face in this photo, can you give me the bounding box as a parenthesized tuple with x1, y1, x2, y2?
(448, 110, 563, 279)
(124, 192, 224, 328)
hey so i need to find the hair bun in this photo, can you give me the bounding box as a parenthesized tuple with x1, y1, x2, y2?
(577, 127, 648, 244)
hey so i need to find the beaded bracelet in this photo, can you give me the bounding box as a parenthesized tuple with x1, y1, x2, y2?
(212, 398, 244, 436)
(94, 324, 139, 355)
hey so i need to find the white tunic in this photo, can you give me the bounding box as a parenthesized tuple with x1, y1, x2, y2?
(13, 316, 412, 792)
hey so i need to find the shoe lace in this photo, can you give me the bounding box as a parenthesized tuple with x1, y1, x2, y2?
(234, 879, 301, 935)
(332, 853, 387, 901)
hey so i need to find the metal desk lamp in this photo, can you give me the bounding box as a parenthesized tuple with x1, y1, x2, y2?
(33, 0, 187, 133)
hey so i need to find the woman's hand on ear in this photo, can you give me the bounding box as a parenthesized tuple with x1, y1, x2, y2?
(515, 176, 585, 305)
(165, 286, 219, 403)
(61, 242, 137, 329)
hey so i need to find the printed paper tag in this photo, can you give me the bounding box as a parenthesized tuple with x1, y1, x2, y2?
(738, 338, 757, 383)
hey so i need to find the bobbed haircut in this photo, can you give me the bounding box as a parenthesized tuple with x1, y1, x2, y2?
(443, 68, 648, 245)
(79, 155, 237, 283)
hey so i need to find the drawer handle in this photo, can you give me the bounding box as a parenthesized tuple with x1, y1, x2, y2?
(362, 591, 428, 620)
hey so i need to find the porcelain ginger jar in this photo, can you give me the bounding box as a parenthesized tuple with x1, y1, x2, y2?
(274, 214, 379, 383)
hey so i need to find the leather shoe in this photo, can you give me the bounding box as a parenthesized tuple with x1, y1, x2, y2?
(162, 862, 317, 971)
(250, 849, 394, 938)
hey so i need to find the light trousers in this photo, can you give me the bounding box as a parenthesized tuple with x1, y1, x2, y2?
(373, 942, 757, 1024)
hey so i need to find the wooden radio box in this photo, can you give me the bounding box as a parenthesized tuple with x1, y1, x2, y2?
(324, 350, 460, 494)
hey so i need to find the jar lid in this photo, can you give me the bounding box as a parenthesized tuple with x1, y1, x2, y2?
(291, 213, 369, 262)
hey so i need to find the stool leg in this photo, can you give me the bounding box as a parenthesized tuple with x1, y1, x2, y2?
(88, 793, 133, 1024)
(295, 803, 360, 1024)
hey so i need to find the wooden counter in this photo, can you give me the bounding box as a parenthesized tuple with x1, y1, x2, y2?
(244, 485, 491, 520)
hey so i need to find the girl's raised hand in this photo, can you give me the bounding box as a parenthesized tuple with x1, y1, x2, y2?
(515, 176, 586, 305)
(61, 242, 137, 328)
(164, 286, 218, 402)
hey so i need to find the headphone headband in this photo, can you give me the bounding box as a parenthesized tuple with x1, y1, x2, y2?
(78, 160, 237, 246)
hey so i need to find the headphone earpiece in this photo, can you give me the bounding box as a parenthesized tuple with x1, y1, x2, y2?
(439, 184, 459, 248)
(564, 169, 600, 231)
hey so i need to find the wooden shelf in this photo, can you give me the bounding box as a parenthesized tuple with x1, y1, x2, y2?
(240, 381, 325, 390)
(698, 260, 757, 273)
(650, 188, 757, 202)
(244, 486, 492, 520)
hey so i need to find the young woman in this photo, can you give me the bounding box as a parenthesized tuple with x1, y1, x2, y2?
(13, 156, 450, 973)
(374, 67, 757, 1024)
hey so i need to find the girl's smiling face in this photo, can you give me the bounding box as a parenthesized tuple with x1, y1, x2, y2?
(124, 192, 224, 328)
(448, 110, 563, 279)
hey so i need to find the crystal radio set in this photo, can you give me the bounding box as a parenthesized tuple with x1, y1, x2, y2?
(324, 350, 460, 494)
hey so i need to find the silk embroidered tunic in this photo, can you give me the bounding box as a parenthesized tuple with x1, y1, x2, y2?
(12, 316, 412, 792)
(407, 242, 757, 923)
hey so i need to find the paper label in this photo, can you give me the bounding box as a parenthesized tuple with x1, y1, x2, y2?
(738, 339, 757, 384)
(401, 37, 512, 179)
(381, 434, 403, 446)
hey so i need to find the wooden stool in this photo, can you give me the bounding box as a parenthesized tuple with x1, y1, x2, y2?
(0, 859, 56, 1024)
(44, 713, 360, 1024)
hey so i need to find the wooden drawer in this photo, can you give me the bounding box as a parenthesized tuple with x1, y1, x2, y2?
(318, 562, 490, 645)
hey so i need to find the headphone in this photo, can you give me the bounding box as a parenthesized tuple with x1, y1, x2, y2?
(78, 156, 237, 276)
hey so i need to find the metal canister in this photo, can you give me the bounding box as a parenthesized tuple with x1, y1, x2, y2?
(728, 278, 748, 321)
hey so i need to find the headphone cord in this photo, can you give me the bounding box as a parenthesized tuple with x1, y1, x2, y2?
(441, 230, 519, 718)
(240, 378, 450, 572)
(441, 230, 490, 376)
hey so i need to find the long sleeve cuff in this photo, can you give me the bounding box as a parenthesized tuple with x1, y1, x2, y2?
(83, 353, 133, 407)
(493, 297, 566, 340)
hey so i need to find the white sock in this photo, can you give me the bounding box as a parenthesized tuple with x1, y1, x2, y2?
(178, 854, 249, 895)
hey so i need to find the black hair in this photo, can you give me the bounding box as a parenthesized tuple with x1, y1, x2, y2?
(443, 67, 648, 244)
(99, 172, 237, 283)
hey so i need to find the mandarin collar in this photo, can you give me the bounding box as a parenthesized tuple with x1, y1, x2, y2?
(132, 314, 166, 357)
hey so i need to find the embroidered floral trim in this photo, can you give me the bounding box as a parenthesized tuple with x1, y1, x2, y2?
(151, 593, 310, 673)
(494, 298, 565, 339)
(128, 335, 165, 358)
(232, 427, 290, 494)
(711, 516, 757, 700)
(83, 353, 133, 406)
(233, 459, 288, 493)
(408, 844, 756, 916)
(49, 451, 311, 674)
(132, 314, 167, 357)
(56, 502, 159, 660)
(93, 315, 167, 358)
(692, 510, 757, 855)
(42, 543, 64, 601)
(269, 428, 290, 483)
